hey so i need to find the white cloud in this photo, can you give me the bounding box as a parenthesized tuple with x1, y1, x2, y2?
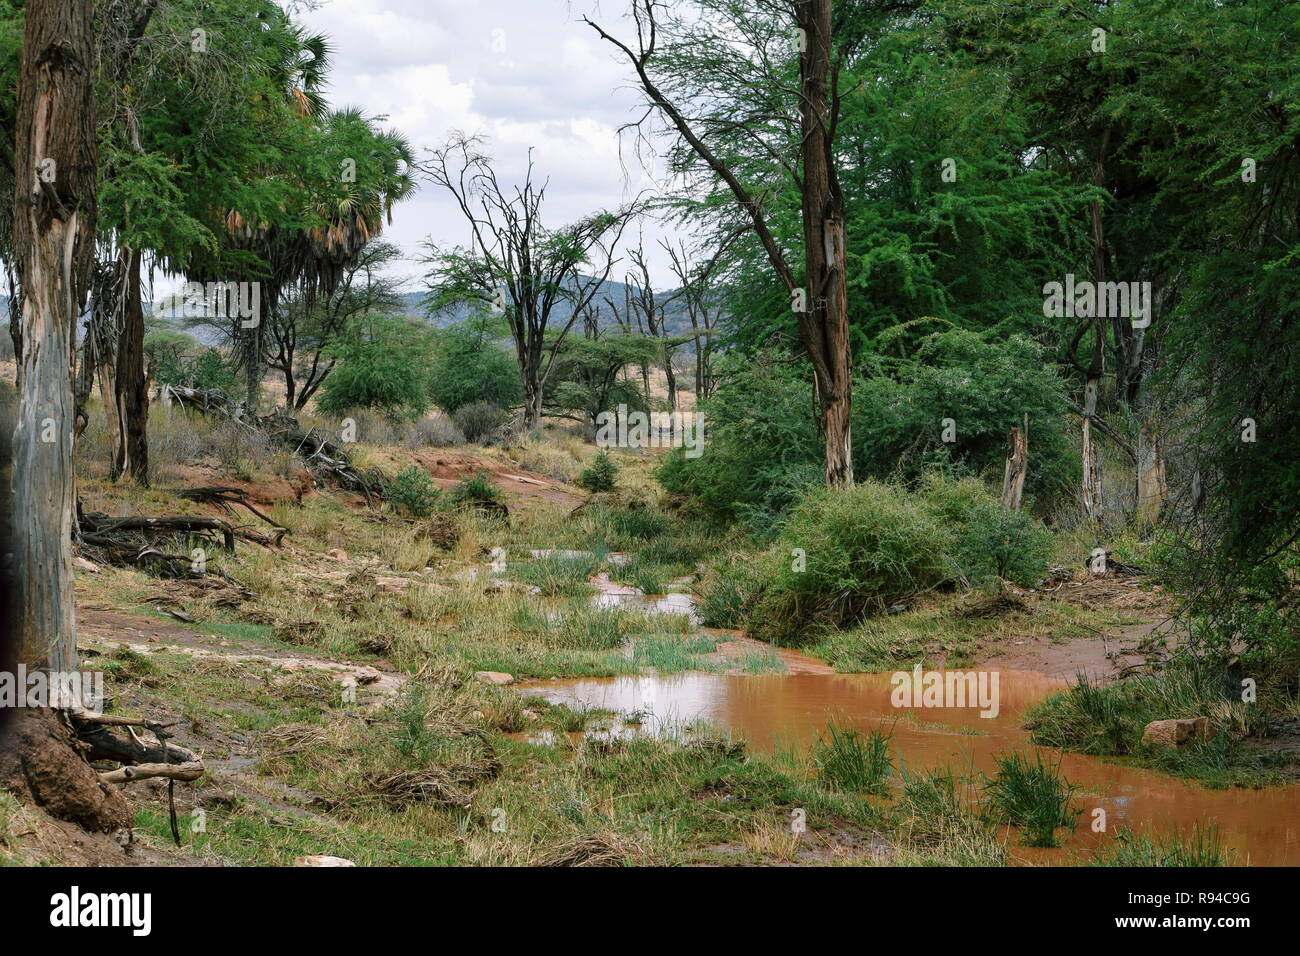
(299, 0, 679, 289)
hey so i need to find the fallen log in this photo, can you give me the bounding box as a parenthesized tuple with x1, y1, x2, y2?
(99, 761, 205, 785)
(171, 485, 286, 531)
(81, 514, 235, 551)
(166, 386, 387, 504)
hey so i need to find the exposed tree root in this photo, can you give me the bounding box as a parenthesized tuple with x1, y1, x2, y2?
(170, 485, 289, 546)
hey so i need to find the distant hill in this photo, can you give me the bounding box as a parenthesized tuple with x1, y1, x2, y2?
(401, 277, 699, 338)
(2, 279, 705, 346)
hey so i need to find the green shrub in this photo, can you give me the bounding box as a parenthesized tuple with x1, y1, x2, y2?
(656, 354, 820, 530)
(920, 474, 1053, 588)
(154, 345, 240, 395)
(427, 316, 522, 413)
(318, 321, 434, 419)
(453, 401, 508, 443)
(657, 334, 1076, 529)
(450, 472, 502, 508)
(577, 450, 619, 493)
(386, 466, 442, 518)
(748, 481, 953, 644)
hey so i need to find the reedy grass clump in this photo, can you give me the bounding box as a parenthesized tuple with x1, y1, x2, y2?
(1089, 824, 1231, 867)
(1023, 661, 1268, 785)
(981, 750, 1079, 847)
(894, 768, 1006, 866)
(505, 553, 601, 597)
(811, 720, 894, 795)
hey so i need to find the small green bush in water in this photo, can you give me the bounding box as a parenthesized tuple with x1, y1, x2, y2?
(577, 450, 619, 493)
(386, 467, 442, 518)
(982, 750, 1079, 847)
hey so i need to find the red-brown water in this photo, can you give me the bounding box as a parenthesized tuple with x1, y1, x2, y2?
(518, 669, 1300, 865)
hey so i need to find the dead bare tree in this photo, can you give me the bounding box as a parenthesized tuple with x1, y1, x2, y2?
(663, 233, 736, 401)
(587, 0, 854, 486)
(421, 134, 641, 430)
(625, 241, 689, 410)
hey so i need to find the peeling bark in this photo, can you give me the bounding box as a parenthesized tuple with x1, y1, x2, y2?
(10, 0, 98, 674)
(1001, 422, 1028, 511)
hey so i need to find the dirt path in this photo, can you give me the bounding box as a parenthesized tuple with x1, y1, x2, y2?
(77, 606, 406, 706)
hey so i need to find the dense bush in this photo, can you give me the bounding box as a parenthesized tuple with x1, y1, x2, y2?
(427, 316, 522, 413)
(746, 480, 954, 644)
(153, 344, 240, 396)
(659, 333, 1076, 528)
(854, 328, 1076, 502)
(657, 354, 821, 529)
(317, 319, 434, 419)
(706, 475, 1052, 644)
(453, 401, 508, 443)
(920, 474, 1053, 588)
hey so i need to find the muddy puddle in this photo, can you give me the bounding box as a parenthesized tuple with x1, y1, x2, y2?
(518, 580, 1300, 865)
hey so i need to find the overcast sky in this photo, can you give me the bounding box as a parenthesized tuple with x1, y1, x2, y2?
(300, 0, 679, 292)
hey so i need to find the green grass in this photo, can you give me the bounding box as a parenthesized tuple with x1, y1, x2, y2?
(811, 721, 894, 796)
(982, 751, 1079, 847)
(1089, 824, 1232, 866)
(893, 768, 1006, 866)
(1023, 662, 1284, 787)
(505, 554, 601, 597)
(733, 648, 788, 675)
(630, 632, 720, 671)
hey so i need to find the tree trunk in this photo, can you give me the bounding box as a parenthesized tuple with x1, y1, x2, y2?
(521, 347, 543, 431)
(1135, 422, 1167, 527)
(112, 246, 148, 484)
(1080, 129, 1109, 524)
(1001, 420, 1028, 510)
(1081, 377, 1103, 522)
(10, 0, 98, 674)
(798, 0, 853, 488)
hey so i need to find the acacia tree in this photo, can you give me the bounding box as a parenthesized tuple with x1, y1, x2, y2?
(422, 133, 639, 430)
(266, 239, 405, 410)
(588, 0, 853, 485)
(10, 0, 97, 673)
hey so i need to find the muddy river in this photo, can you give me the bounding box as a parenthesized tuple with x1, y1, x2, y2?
(517, 579, 1300, 865)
